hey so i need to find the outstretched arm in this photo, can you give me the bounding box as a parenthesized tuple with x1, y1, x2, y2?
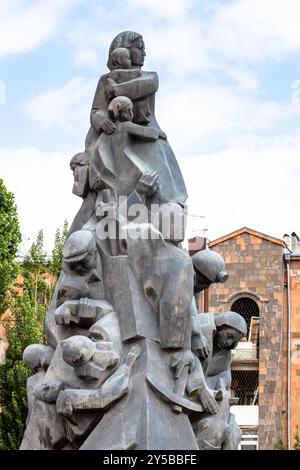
(187, 356, 219, 414)
(124, 121, 159, 141)
(56, 345, 140, 416)
(112, 72, 159, 101)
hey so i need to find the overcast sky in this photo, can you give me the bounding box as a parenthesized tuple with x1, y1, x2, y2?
(1, 0, 300, 253)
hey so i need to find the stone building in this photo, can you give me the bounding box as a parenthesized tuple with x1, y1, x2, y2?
(191, 227, 300, 450)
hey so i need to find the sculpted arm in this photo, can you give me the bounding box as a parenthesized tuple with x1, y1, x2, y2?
(112, 72, 159, 100)
(159, 260, 194, 350)
(56, 345, 140, 415)
(90, 75, 115, 134)
(125, 121, 159, 141)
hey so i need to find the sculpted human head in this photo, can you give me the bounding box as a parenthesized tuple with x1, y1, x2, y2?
(110, 48, 132, 70)
(108, 31, 146, 70)
(62, 230, 97, 276)
(70, 152, 90, 198)
(214, 326, 242, 350)
(108, 96, 134, 122)
(192, 250, 229, 293)
(214, 311, 247, 350)
(130, 36, 146, 67)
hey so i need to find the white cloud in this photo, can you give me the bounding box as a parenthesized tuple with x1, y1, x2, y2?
(64, 1, 213, 75)
(0, 147, 81, 252)
(22, 72, 300, 164)
(0, 0, 75, 57)
(156, 81, 300, 157)
(4, 0, 300, 245)
(207, 0, 300, 64)
(181, 133, 300, 242)
(223, 65, 258, 92)
(1, 135, 299, 257)
(127, 0, 195, 19)
(66, 22, 113, 71)
(64, 0, 300, 79)
(23, 77, 97, 132)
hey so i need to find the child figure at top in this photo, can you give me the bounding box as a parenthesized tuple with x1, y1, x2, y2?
(92, 95, 164, 200)
(109, 47, 132, 70)
(106, 48, 141, 101)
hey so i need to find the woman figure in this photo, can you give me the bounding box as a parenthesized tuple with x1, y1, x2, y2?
(85, 31, 188, 206)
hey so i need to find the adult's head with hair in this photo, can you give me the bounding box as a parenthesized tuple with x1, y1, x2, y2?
(107, 31, 145, 70)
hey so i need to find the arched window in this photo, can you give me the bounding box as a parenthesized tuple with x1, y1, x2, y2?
(231, 297, 259, 339)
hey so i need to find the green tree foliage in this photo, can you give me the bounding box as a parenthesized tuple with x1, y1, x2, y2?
(0, 292, 43, 449)
(277, 436, 286, 450)
(23, 230, 47, 271)
(50, 220, 68, 277)
(23, 230, 52, 323)
(0, 178, 21, 307)
(294, 426, 300, 450)
(0, 221, 68, 449)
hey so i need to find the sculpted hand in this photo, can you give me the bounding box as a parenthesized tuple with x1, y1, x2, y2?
(56, 390, 73, 417)
(105, 78, 117, 100)
(170, 350, 195, 378)
(197, 387, 219, 414)
(192, 318, 210, 359)
(100, 117, 116, 134)
(195, 337, 210, 360)
(35, 381, 65, 403)
(136, 171, 159, 196)
(54, 304, 71, 325)
(124, 344, 141, 369)
(78, 297, 97, 321)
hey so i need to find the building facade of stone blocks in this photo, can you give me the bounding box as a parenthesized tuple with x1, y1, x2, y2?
(193, 227, 300, 450)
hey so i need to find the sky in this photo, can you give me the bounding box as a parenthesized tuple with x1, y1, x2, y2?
(1, 0, 300, 253)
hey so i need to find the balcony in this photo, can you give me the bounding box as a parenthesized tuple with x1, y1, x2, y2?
(232, 341, 258, 367)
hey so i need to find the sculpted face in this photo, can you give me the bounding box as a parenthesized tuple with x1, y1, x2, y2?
(70, 153, 90, 198)
(110, 47, 131, 70)
(215, 326, 242, 350)
(119, 103, 134, 122)
(65, 252, 96, 276)
(130, 38, 146, 67)
(194, 270, 212, 293)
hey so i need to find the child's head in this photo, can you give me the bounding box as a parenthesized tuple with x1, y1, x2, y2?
(108, 96, 134, 122)
(70, 152, 89, 172)
(110, 47, 131, 70)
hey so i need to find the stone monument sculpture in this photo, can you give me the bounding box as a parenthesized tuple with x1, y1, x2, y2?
(21, 31, 246, 450)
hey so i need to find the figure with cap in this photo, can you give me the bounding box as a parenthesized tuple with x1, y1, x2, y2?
(62, 229, 97, 275)
(192, 249, 229, 294)
(57, 229, 101, 307)
(44, 230, 104, 347)
(181, 249, 246, 449)
(166, 249, 229, 415)
(189, 311, 247, 450)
